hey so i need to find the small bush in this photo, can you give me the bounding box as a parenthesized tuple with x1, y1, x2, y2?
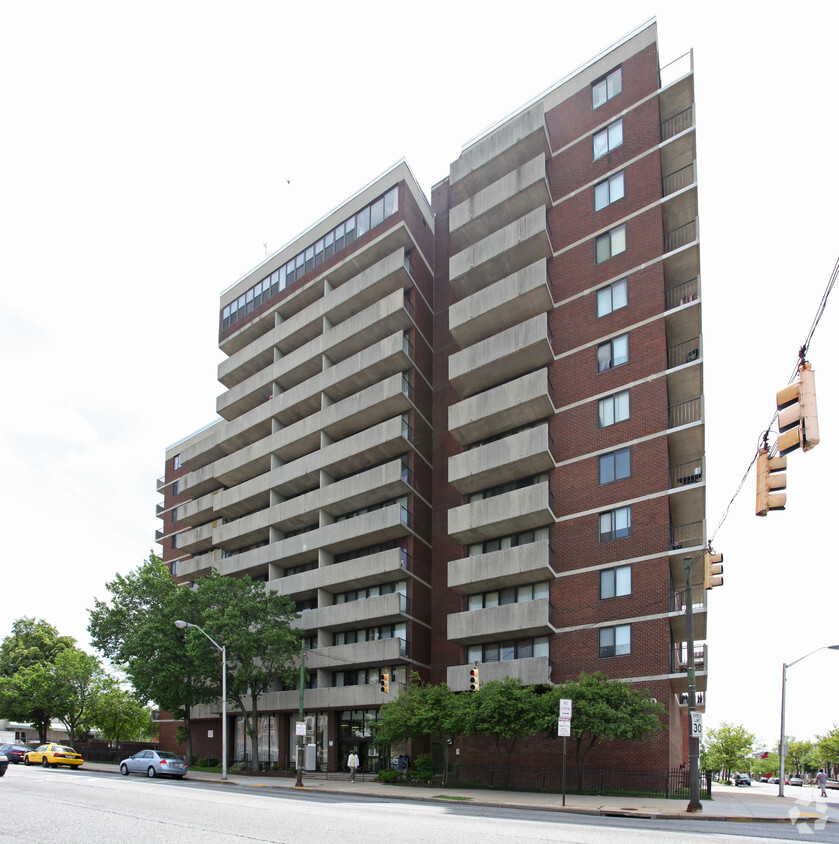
(376, 769, 399, 784)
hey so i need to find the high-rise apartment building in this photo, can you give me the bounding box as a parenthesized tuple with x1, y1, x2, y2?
(158, 20, 705, 774)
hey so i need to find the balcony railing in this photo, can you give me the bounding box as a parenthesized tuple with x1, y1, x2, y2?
(678, 691, 705, 707)
(668, 397, 702, 428)
(671, 586, 706, 614)
(660, 106, 694, 141)
(667, 337, 700, 369)
(672, 644, 707, 674)
(664, 220, 697, 253)
(669, 458, 703, 488)
(665, 278, 699, 310)
(670, 521, 703, 550)
(662, 163, 695, 197)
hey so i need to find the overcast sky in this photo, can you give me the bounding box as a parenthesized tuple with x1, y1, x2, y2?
(2, 1, 837, 752)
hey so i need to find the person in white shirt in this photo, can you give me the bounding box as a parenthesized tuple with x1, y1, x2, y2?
(817, 769, 828, 798)
(347, 751, 360, 782)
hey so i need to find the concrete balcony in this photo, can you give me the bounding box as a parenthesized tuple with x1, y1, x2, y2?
(676, 691, 706, 713)
(179, 462, 225, 499)
(317, 547, 409, 593)
(668, 456, 705, 532)
(449, 312, 554, 399)
(180, 407, 272, 473)
(260, 681, 401, 713)
(448, 481, 554, 545)
(447, 599, 555, 645)
(665, 341, 703, 412)
(212, 470, 272, 521)
(320, 458, 410, 518)
(448, 423, 554, 495)
(266, 565, 319, 601)
(450, 104, 549, 203)
(178, 491, 217, 527)
(448, 368, 555, 446)
(449, 206, 553, 299)
(214, 508, 271, 551)
(448, 259, 553, 349)
(670, 644, 708, 695)
(175, 548, 224, 580)
(669, 585, 707, 643)
(175, 522, 215, 555)
(447, 656, 551, 691)
(449, 154, 550, 252)
(320, 372, 411, 443)
(669, 520, 706, 588)
(448, 540, 554, 594)
(316, 592, 410, 632)
(305, 636, 407, 671)
(318, 503, 412, 556)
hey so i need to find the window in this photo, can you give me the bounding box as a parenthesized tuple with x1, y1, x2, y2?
(600, 565, 631, 599)
(593, 118, 623, 159)
(596, 278, 627, 317)
(467, 636, 549, 663)
(595, 224, 626, 264)
(592, 67, 622, 109)
(597, 334, 629, 372)
(599, 624, 630, 657)
(172, 480, 179, 496)
(599, 506, 631, 541)
(598, 390, 629, 427)
(171, 534, 178, 550)
(599, 448, 630, 484)
(173, 454, 181, 470)
(594, 171, 625, 211)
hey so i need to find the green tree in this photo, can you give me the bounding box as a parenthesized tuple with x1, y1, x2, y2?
(815, 725, 839, 774)
(51, 647, 106, 745)
(375, 673, 464, 781)
(195, 572, 300, 770)
(787, 738, 815, 776)
(539, 672, 664, 791)
(0, 618, 75, 742)
(703, 722, 755, 780)
(89, 678, 153, 744)
(88, 555, 217, 764)
(463, 677, 543, 783)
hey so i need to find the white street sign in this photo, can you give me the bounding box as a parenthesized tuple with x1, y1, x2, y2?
(296, 721, 307, 736)
(690, 711, 703, 739)
(559, 698, 573, 719)
(557, 718, 571, 737)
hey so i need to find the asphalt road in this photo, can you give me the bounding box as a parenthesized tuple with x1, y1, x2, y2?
(2, 764, 837, 843)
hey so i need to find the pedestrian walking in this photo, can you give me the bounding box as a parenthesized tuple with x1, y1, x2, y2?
(347, 751, 360, 782)
(817, 769, 828, 798)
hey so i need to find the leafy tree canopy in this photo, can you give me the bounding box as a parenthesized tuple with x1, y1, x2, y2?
(815, 726, 839, 768)
(702, 722, 756, 777)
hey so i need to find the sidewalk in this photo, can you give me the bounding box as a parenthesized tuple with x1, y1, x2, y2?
(82, 762, 839, 825)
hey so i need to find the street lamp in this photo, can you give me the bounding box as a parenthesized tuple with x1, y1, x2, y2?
(175, 620, 227, 782)
(778, 643, 839, 797)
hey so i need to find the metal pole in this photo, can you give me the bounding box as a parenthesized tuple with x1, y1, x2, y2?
(562, 736, 566, 807)
(221, 644, 227, 782)
(683, 556, 702, 812)
(778, 662, 787, 797)
(295, 640, 305, 788)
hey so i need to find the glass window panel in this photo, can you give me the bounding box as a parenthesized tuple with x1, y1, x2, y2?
(599, 512, 612, 539)
(608, 119, 623, 149)
(599, 454, 615, 484)
(615, 624, 631, 654)
(517, 584, 532, 602)
(484, 591, 499, 608)
(600, 569, 615, 599)
(467, 645, 481, 663)
(613, 334, 629, 366)
(616, 565, 631, 596)
(533, 637, 549, 657)
(356, 207, 370, 236)
(370, 197, 384, 227)
(607, 68, 622, 98)
(615, 448, 630, 479)
(595, 232, 610, 264)
(594, 181, 609, 211)
(592, 79, 607, 108)
(384, 186, 398, 216)
(593, 128, 608, 159)
(611, 225, 626, 255)
(484, 643, 500, 662)
(533, 582, 549, 599)
(599, 627, 614, 657)
(597, 287, 612, 317)
(597, 342, 612, 372)
(598, 397, 615, 428)
(516, 639, 533, 659)
(615, 390, 629, 421)
(615, 506, 631, 537)
(611, 171, 625, 202)
(499, 587, 516, 605)
(468, 594, 482, 610)
(612, 278, 627, 310)
(500, 642, 515, 661)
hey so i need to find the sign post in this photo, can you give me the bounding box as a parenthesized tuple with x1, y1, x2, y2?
(558, 699, 573, 806)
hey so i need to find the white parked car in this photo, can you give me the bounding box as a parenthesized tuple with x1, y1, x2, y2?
(119, 750, 187, 779)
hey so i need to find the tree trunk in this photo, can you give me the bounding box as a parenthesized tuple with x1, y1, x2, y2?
(249, 695, 260, 770)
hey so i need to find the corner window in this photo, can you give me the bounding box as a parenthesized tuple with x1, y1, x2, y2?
(593, 118, 623, 159)
(596, 334, 629, 372)
(173, 454, 181, 470)
(599, 448, 630, 484)
(600, 565, 631, 599)
(595, 224, 626, 264)
(594, 171, 625, 211)
(599, 506, 631, 541)
(592, 67, 622, 109)
(598, 390, 629, 427)
(599, 624, 630, 657)
(596, 278, 627, 317)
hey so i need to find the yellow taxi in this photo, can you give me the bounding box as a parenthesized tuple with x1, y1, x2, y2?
(24, 744, 84, 769)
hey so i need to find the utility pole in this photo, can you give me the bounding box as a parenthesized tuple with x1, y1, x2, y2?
(295, 640, 306, 788)
(683, 556, 702, 812)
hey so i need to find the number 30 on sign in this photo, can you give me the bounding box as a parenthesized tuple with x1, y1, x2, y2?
(690, 712, 703, 738)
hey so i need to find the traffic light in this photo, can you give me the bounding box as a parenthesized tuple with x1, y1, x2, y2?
(704, 549, 723, 590)
(469, 663, 479, 691)
(777, 363, 819, 456)
(755, 448, 787, 516)
(380, 671, 389, 693)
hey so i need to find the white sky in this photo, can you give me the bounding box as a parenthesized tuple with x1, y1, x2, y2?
(2, 1, 837, 754)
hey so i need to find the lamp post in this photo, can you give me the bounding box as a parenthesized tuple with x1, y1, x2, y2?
(175, 620, 227, 782)
(778, 644, 839, 798)
(683, 556, 702, 812)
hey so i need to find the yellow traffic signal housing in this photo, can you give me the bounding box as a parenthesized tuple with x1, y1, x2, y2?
(469, 663, 480, 691)
(380, 671, 389, 693)
(756, 448, 787, 516)
(704, 550, 724, 590)
(777, 363, 819, 456)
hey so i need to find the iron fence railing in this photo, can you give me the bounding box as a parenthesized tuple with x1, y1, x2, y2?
(661, 105, 694, 140)
(668, 397, 702, 428)
(669, 458, 704, 488)
(670, 521, 704, 550)
(671, 585, 706, 614)
(665, 278, 699, 310)
(664, 220, 697, 253)
(662, 163, 695, 197)
(667, 336, 701, 369)
(672, 644, 708, 674)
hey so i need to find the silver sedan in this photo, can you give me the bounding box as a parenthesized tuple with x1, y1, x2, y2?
(119, 750, 187, 779)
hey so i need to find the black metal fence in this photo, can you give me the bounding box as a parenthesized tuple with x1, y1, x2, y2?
(74, 743, 158, 764)
(444, 763, 712, 799)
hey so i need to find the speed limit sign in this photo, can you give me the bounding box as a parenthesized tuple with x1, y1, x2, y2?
(690, 712, 703, 738)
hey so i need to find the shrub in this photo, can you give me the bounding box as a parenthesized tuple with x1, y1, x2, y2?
(376, 769, 399, 784)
